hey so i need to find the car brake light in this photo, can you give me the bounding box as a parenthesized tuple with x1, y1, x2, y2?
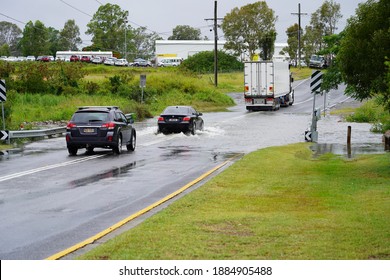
(67, 122, 77, 129)
(183, 117, 191, 121)
(101, 122, 115, 130)
(158, 117, 164, 121)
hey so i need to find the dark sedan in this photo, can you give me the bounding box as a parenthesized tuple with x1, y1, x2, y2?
(157, 106, 204, 135)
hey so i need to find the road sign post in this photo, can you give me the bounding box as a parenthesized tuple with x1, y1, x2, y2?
(306, 71, 323, 142)
(140, 75, 146, 103)
(1, 79, 6, 131)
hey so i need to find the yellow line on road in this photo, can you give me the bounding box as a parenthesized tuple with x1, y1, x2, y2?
(46, 158, 235, 260)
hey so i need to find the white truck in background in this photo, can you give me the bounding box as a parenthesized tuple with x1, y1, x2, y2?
(244, 55, 294, 111)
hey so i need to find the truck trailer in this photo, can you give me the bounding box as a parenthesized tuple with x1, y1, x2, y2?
(244, 56, 294, 111)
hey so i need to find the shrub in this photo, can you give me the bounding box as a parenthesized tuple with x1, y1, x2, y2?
(346, 99, 390, 133)
(180, 50, 244, 73)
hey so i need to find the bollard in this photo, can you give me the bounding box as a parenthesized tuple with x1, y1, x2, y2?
(384, 131, 390, 151)
(347, 126, 352, 158)
(347, 126, 351, 145)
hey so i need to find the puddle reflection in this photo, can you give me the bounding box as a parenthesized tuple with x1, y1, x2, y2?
(69, 161, 138, 188)
(311, 143, 386, 158)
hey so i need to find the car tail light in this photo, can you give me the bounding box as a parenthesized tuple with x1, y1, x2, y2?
(101, 122, 115, 130)
(67, 122, 77, 129)
(183, 117, 191, 121)
(158, 117, 164, 121)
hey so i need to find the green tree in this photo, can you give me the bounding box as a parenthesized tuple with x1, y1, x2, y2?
(221, 1, 277, 60)
(304, 0, 342, 55)
(337, 0, 389, 107)
(58, 20, 82, 51)
(130, 26, 162, 60)
(168, 25, 201, 40)
(86, 3, 129, 52)
(0, 21, 22, 55)
(317, 0, 342, 35)
(0, 43, 11, 56)
(19, 20, 50, 56)
(48, 27, 60, 56)
(285, 23, 303, 64)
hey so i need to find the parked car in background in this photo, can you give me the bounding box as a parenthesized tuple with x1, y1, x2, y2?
(70, 55, 80, 62)
(309, 54, 327, 69)
(26, 56, 36, 61)
(66, 106, 136, 155)
(115, 58, 128, 67)
(5, 56, 18, 62)
(40, 56, 51, 62)
(104, 57, 117, 66)
(157, 106, 204, 135)
(158, 57, 183, 67)
(81, 55, 92, 63)
(132, 58, 152, 67)
(91, 57, 104, 64)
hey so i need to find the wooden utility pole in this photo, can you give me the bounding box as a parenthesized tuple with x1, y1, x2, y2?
(205, 1, 223, 87)
(291, 3, 307, 67)
(213, 0, 218, 87)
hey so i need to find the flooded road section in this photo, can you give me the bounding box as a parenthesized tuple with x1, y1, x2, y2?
(0, 86, 386, 259)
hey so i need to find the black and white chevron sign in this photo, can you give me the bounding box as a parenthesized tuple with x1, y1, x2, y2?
(310, 70, 322, 93)
(0, 79, 6, 102)
(0, 130, 9, 141)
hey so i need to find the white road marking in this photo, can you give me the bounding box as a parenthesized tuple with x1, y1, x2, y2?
(0, 154, 106, 182)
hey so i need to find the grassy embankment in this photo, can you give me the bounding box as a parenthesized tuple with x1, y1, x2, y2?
(3, 65, 307, 130)
(4, 66, 241, 129)
(78, 143, 390, 260)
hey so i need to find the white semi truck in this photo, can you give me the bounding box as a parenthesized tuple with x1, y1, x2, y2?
(244, 55, 294, 111)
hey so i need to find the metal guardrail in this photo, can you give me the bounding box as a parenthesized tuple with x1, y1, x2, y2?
(9, 126, 66, 139)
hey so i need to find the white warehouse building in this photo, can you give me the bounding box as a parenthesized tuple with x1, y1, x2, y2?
(155, 40, 227, 63)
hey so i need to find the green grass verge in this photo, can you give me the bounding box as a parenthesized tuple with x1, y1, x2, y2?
(79, 143, 390, 260)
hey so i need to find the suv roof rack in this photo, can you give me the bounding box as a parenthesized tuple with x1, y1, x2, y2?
(78, 106, 119, 110)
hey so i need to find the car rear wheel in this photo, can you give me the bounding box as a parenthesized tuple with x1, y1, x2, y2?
(191, 122, 196, 135)
(126, 131, 136, 151)
(68, 146, 78, 156)
(199, 120, 204, 131)
(113, 135, 122, 154)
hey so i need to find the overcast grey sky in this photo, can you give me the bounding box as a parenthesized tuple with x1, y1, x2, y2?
(2, 0, 364, 47)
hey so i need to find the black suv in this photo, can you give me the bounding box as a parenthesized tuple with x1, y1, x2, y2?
(66, 106, 136, 155)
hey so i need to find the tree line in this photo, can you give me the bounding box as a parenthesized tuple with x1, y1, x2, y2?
(0, 1, 389, 111)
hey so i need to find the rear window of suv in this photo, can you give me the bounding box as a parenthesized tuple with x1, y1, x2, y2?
(72, 111, 109, 123)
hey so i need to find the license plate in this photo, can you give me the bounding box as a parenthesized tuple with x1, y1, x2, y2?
(168, 118, 178, 122)
(253, 99, 265, 104)
(83, 128, 95, 133)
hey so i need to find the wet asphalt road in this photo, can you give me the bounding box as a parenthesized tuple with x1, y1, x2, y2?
(0, 79, 383, 259)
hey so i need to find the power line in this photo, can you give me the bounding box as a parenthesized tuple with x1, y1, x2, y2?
(59, 0, 92, 17)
